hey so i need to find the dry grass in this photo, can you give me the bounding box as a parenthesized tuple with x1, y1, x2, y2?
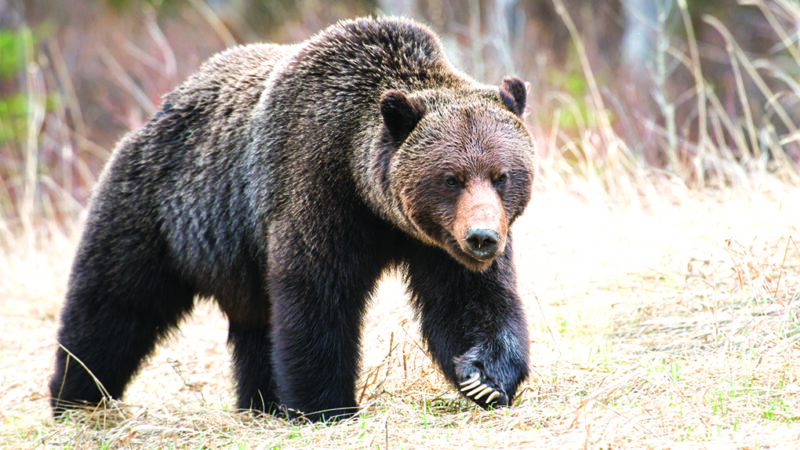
(1, 171, 798, 448)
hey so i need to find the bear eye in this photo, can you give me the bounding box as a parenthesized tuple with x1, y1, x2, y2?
(494, 173, 508, 188)
(445, 175, 461, 189)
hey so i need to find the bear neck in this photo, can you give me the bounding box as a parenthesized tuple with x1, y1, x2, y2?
(348, 123, 414, 239)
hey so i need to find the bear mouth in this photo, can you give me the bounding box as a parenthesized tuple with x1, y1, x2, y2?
(443, 232, 497, 272)
(407, 214, 498, 272)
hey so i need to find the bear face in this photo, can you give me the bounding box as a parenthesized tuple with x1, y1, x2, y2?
(381, 82, 535, 272)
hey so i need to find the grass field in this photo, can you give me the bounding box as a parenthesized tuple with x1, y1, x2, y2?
(2, 171, 798, 448)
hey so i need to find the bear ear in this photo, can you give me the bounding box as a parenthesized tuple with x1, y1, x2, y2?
(380, 90, 426, 143)
(499, 76, 528, 117)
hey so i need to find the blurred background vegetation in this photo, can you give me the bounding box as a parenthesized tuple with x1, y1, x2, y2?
(1, 0, 799, 239)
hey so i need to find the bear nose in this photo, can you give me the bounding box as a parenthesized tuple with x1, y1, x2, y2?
(464, 228, 500, 259)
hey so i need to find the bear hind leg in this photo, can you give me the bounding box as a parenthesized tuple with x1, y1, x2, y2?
(228, 321, 279, 414)
(50, 261, 195, 416)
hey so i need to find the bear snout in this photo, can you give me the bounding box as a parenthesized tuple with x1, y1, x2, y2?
(451, 180, 508, 268)
(464, 227, 500, 259)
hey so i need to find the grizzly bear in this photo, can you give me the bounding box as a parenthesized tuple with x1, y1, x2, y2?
(50, 17, 535, 421)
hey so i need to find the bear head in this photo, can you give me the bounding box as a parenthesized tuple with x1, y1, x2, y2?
(379, 77, 535, 272)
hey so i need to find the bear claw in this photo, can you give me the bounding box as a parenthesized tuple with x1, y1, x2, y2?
(466, 384, 488, 397)
(459, 372, 480, 386)
(472, 385, 494, 400)
(459, 373, 481, 391)
(458, 371, 506, 407)
(486, 391, 500, 403)
(460, 380, 481, 391)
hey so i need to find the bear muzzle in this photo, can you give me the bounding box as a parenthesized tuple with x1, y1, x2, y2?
(452, 180, 508, 269)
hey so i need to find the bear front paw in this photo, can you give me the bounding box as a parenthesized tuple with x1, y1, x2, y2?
(458, 371, 509, 409)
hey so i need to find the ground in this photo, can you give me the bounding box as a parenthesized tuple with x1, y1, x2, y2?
(1, 174, 798, 448)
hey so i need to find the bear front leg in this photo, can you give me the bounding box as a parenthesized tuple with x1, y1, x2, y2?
(268, 268, 374, 421)
(405, 243, 529, 409)
(266, 221, 387, 422)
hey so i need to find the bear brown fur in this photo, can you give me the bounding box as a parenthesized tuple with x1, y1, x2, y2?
(50, 17, 535, 421)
